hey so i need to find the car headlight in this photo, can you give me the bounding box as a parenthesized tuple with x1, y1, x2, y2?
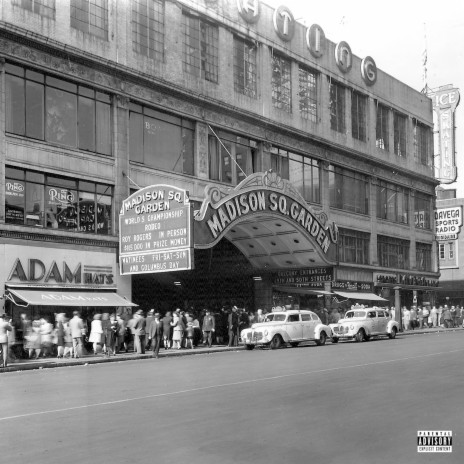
(350, 325, 354, 330)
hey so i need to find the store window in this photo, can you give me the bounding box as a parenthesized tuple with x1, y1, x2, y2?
(129, 103, 194, 175)
(378, 235, 409, 269)
(182, 13, 218, 83)
(414, 192, 432, 229)
(13, 0, 55, 18)
(376, 180, 409, 224)
(272, 54, 291, 112)
(329, 166, 369, 214)
(329, 80, 345, 133)
(71, 0, 108, 40)
(298, 66, 317, 123)
(132, 0, 164, 61)
(376, 103, 389, 150)
(5, 63, 111, 155)
(338, 228, 370, 264)
(416, 242, 432, 272)
(233, 36, 257, 98)
(5, 166, 112, 235)
(394, 111, 407, 157)
(413, 120, 433, 166)
(351, 91, 367, 141)
(208, 131, 257, 185)
(272, 148, 320, 203)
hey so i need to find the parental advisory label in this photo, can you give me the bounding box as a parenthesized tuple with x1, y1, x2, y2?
(417, 431, 452, 452)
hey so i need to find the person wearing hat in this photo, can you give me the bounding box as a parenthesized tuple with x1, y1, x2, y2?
(89, 313, 103, 355)
(202, 309, 215, 348)
(0, 313, 13, 368)
(133, 310, 146, 354)
(145, 309, 155, 351)
(148, 313, 163, 358)
(228, 306, 239, 347)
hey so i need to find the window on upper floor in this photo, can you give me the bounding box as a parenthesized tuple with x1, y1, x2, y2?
(436, 189, 456, 200)
(329, 80, 345, 133)
(449, 242, 455, 259)
(13, 0, 55, 18)
(208, 131, 257, 185)
(376, 180, 409, 224)
(271, 148, 320, 204)
(351, 91, 367, 141)
(182, 13, 218, 83)
(131, 0, 165, 62)
(5, 166, 113, 234)
(378, 235, 409, 269)
(394, 111, 407, 157)
(376, 103, 389, 150)
(439, 242, 445, 259)
(5, 63, 112, 155)
(129, 103, 195, 175)
(413, 120, 433, 166)
(298, 66, 317, 123)
(329, 166, 369, 214)
(338, 228, 370, 265)
(416, 242, 432, 272)
(71, 0, 108, 40)
(414, 192, 432, 230)
(272, 54, 291, 113)
(233, 36, 257, 99)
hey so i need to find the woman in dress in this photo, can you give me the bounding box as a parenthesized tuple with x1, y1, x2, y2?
(55, 313, 65, 358)
(101, 313, 111, 356)
(171, 309, 185, 350)
(89, 313, 103, 355)
(26, 318, 42, 359)
(63, 317, 73, 358)
(40, 316, 54, 357)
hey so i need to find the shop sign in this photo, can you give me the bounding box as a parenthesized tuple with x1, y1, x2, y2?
(375, 272, 438, 288)
(331, 281, 372, 292)
(5, 180, 25, 223)
(194, 172, 338, 261)
(435, 206, 462, 241)
(5, 246, 115, 286)
(237, 0, 260, 23)
(119, 185, 193, 275)
(273, 5, 295, 41)
(429, 87, 460, 184)
(273, 267, 333, 286)
(335, 41, 352, 73)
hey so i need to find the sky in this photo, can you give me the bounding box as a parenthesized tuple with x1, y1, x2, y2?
(264, 0, 464, 196)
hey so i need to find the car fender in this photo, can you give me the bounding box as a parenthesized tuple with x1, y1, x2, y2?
(315, 323, 332, 338)
(277, 330, 291, 342)
(387, 320, 399, 333)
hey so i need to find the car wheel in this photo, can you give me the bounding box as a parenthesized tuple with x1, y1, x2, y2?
(245, 344, 255, 350)
(290, 342, 299, 348)
(269, 335, 282, 350)
(365, 334, 371, 341)
(316, 331, 327, 346)
(355, 329, 365, 342)
(388, 327, 397, 339)
(332, 337, 339, 343)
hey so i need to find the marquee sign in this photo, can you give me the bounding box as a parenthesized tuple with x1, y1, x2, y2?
(194, 171, 338, 260)
(435, 206, 462, 241)
(429, 86, 460, 184)
(119, 185, 193, 275)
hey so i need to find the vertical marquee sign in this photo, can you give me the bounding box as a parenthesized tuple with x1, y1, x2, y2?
(119, 185, 193, 275)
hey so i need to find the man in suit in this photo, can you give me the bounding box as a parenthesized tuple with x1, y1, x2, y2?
(69, 311, 85, 358)
(202, 309, 215, 348)
(133, 310, 146, 354)
(228, 306, 239, 347)
(0, 314, 12, 368)
(148, 312, 163, 358)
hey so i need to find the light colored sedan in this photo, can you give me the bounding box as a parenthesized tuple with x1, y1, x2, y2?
(240, 310, 332, 350)
(330, 307, 399, 343)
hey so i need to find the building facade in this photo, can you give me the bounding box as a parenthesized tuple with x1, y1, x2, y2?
(0, 0, 439, 322)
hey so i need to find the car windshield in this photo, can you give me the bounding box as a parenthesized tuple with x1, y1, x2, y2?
(344, 311, 366, 318)
(265, 314, 286, 322)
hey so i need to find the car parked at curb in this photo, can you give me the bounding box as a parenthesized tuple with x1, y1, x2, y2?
(240, 309, 332, 350)
(330, 307, 399, 343)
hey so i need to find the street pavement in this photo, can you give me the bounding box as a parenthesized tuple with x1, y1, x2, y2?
(1, 324, 463, 372)
(1, 328, 463, 464)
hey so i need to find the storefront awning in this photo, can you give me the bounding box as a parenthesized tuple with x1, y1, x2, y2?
(333, 291, 388, 302)
(273, 286, 333, 296)
(7, 289, 138, 307)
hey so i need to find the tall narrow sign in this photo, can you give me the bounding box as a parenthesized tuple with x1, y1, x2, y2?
(119, 185, 193, 275)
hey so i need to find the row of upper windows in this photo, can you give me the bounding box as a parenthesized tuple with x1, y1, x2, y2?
(10, 0, 433, 166)
(338, 228, 433, 272)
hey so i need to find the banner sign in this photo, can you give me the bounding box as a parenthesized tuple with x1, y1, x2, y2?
(331, 281, 373, 292)
(119, 185, 193, 275)
(194, 172, 338, 262)
(273, 268, 333, 286)
(435, 206, 462, 241)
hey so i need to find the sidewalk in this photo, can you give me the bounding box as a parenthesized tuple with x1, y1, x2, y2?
(1, 326, 463, 373)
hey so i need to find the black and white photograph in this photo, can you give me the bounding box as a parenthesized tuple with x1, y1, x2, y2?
(1, 0, 463, 463)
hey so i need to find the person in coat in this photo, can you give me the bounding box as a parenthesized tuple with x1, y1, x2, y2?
(69, 311, 85, 358)
(148, 313, 163, 358)
(202, 309, 216, 348)
(0, 314, 13, 368)
(133, 310, 146, 354)
(227, 306, 239, 347)
(162, 311, 173, 349)
(89, 314, 103, 355)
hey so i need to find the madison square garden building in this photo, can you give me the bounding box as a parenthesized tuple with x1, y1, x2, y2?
(0, 0, 439, 324)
